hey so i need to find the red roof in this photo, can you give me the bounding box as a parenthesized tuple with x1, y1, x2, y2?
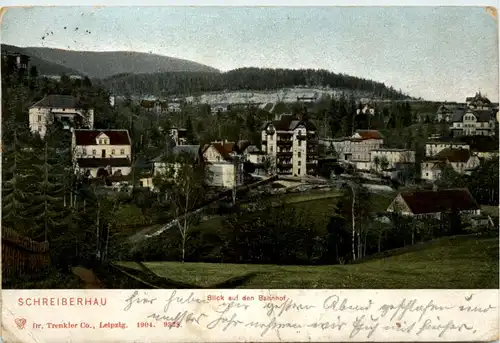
(74, 130, 131, 146)
(355, 130, 384, 140)
(398, 188, 480, 215)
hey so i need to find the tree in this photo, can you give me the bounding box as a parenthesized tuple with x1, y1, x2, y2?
(373, 156, 380, 172)
(262, 155, 276, 175)
(155, 152, 211, 261)
(2, 128, 33, 234)
(437, 165, 468, 189)
(468, 158, 499, 205)
(379, 156, 389, 171)
(31, 139, 65, 241)
(185, 116, 196, 144)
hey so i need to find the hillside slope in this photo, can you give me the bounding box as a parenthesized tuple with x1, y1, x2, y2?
(1, 44, 81, 76)
(102, 67, 411, 99)
(117, 234, 499, 289)
(2, 44, 220, 78)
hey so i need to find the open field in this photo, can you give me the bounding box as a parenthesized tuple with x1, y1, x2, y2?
(117, 234, 499, 289)
(195, 190, 395, 232)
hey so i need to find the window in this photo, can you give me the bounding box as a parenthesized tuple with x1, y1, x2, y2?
(38, 115, 41, 122)
(270, 146, 273, 152)
(92, 149, 96, 155)
(99, 139, 103, 145)
(82, 149, 87, 156)
(111, 149, 115, 155)
(298, 168, 301, 175)
(425, 172, 429, 176)
(120, 149, 125, 155)
(298, 152, 301, 158)
(38, 126, 42, 132)
(298, 161, 301, 166)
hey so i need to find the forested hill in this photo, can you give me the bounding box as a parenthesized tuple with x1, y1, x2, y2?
(100, 67, 412, 100)
(2, 44, 220, 78)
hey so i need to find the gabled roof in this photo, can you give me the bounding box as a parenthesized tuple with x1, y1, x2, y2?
(261, 114, 316, 131)
(432, 148, 473, 163)
(76, 158, 131, 168)
(31, 95, 81, 109)
(74, 129, 131, 146)
(396, 188, 480, 215)
(354, 130, 384, 140)
(471, 110, 494, 122)
(450, 109, 467, 122)
(152, 145, 201, 163)
(205, 141, 237, 161)
(450, 109, 493, 123)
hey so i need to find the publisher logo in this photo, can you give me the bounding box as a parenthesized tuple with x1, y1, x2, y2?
(15, 318, 27, 330)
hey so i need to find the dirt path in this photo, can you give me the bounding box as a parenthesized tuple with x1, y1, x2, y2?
(72, 266, 104, 289)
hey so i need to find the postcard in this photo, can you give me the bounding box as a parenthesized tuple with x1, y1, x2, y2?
(1, 5, 499, 343)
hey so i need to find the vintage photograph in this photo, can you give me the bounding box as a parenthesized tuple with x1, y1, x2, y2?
(1, 6, 498, 289)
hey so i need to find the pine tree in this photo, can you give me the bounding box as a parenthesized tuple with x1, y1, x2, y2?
(185, 116, 196, 144)
(2, 128, 32, 233)
(30, 139, 65, 241)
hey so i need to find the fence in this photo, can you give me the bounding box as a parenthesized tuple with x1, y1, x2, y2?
(2, 228, 50, 277)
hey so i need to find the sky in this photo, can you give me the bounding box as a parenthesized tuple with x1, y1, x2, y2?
(1, 6, 498, 102)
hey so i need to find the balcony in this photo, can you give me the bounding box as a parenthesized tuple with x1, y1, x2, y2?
(277, 140, 293, 147)
(277, 151, 292, 157)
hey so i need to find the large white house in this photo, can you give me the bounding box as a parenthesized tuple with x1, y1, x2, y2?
(331, 130, 384, 170)
(71, 129, 132, 178)
(261, 114, 318, 177)
(202, 141, 244, 189)
(29, 95, 94, 138)
(449, 109, 496, 137)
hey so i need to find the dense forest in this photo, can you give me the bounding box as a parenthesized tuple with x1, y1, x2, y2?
(100, 67, 412, 99)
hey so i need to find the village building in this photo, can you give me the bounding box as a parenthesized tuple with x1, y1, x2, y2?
(466, 92, 492, 110)
(202, 140, 245, 189)
(140, 99, 168, 114)
(261, 114, 318, 177)
(370, 148, 416, 171)
(420, 148, 480, 181)
(435, 104, 457, 122)
(449, 108, 497, 137)
(71, 129, 132, 178)
(425, 137, 470, 157)
(356, 101, 376, 116)
(387, 188, 481, 219)
(237, 140, 267, 175)
(2, 52, 30, 73)
(331, 130, 384, 171)
(29, 95, 95, 138)
(211, 103, 231, 114)
(152, 145, 202, 184)
(168, 127, 188, 146)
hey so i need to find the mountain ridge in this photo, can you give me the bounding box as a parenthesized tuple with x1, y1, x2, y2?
(1, 44, 220, 78)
